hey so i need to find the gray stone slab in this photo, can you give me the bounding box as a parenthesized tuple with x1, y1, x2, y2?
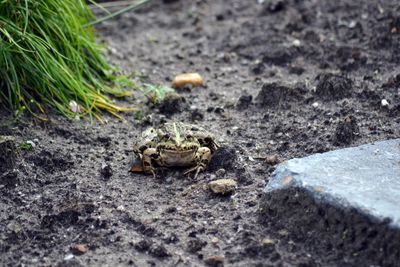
(265, 138, 400, 228)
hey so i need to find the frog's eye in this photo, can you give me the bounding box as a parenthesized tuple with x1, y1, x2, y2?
(186, 134, 192, 139)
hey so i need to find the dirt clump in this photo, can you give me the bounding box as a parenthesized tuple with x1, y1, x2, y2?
(315, 73, 353, 100)
(158, 92, 187, 115)
(236, 92, 253, 110)
(208, 147, 237, 172)
(334, 115, 360, 145)
(256, 82, 302, 108)
(0, 136, 17, 173)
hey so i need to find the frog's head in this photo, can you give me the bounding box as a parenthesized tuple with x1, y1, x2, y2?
(157, 122, 199, 152)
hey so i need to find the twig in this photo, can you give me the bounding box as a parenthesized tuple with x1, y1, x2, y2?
(89, 0, 139, 9)
(86, 0, 153, 27)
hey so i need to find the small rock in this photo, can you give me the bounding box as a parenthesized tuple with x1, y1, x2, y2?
(265, 155, 281, 165)
(311, 102, 319, 108)
(69, 100, 84, 113)
(116, 205, 125, 211)
(204, 255, 224, 266)
(209, 179, 237, 195)
(63, 254, 74, 261)
(71, 244, 87, 255)
(172, 73, 204, 89)
(381, 99, 389, 107)
(292, 39, 301, 47)
(211, 237, 219, 245)
(261, 238, 275, 246)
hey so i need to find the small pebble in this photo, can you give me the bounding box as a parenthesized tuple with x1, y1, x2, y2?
(312, 102, 319, 108)
(261, 238, 275, 246)
(292, 39, 301, 47)
(381, 99, 389, 107)
(71, 244, 87, 255)
(211, 237, 219, 245)
(209, 179, 237, 195)
(63, 254, 74, 261)
(172, 73, 204, 89)
(265, 155, 281, 165)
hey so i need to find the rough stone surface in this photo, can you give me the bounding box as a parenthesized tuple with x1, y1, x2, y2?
(265, 138, 400, 227)
(209, 178, 237, 195)
(260, 139, 400, 266)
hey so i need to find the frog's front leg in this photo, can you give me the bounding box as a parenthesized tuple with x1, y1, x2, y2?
(184, 147, 211, 178)
(142, 148, 159, 177)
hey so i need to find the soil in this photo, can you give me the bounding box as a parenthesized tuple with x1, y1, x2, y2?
(1, 0, 400, 266)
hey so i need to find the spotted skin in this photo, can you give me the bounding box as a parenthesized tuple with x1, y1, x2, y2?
(133, 122, 218, 178)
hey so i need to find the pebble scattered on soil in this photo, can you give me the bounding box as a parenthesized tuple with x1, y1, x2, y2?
(209, 178, 238, 195)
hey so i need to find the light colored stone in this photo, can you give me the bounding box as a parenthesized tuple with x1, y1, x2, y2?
(209, 179, 237, 195)
(265, 139, 400, 228)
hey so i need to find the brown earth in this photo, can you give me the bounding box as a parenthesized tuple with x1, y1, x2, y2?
(1, 0, 399, 266)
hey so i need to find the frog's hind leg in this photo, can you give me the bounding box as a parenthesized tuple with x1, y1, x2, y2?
(184, 147, 211, 178)
(142, 148, 158, 178)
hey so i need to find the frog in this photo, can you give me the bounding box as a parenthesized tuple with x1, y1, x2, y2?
(132, 122, 219, 178)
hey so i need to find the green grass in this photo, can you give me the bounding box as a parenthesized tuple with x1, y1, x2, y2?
(141, 84, 174, 104)
(0, 0, 136, 121)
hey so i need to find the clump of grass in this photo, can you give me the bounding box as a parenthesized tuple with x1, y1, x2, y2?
(141, 84, 175, 104)
(0, 0, 135, 121)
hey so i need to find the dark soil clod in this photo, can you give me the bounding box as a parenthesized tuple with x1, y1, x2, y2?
(334, 115, 360, 145)
(262, 45, 295, 66)
(28, 150, 73, 173)
(315, 73, 353, 100)
(100, 164, 113, 179)
(256, 83, 302, 108)
(187, 239, 207, 253)
(158, 92, 187, 115)
(208, 147, 237, 172)
(0, 170, 19, 188)
(236, 93, 253, 110)
(134, 239, 152, 252)
(0, 136, 17, 173)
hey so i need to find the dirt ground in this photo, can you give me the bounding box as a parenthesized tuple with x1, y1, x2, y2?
(1, 0, 400, 266)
